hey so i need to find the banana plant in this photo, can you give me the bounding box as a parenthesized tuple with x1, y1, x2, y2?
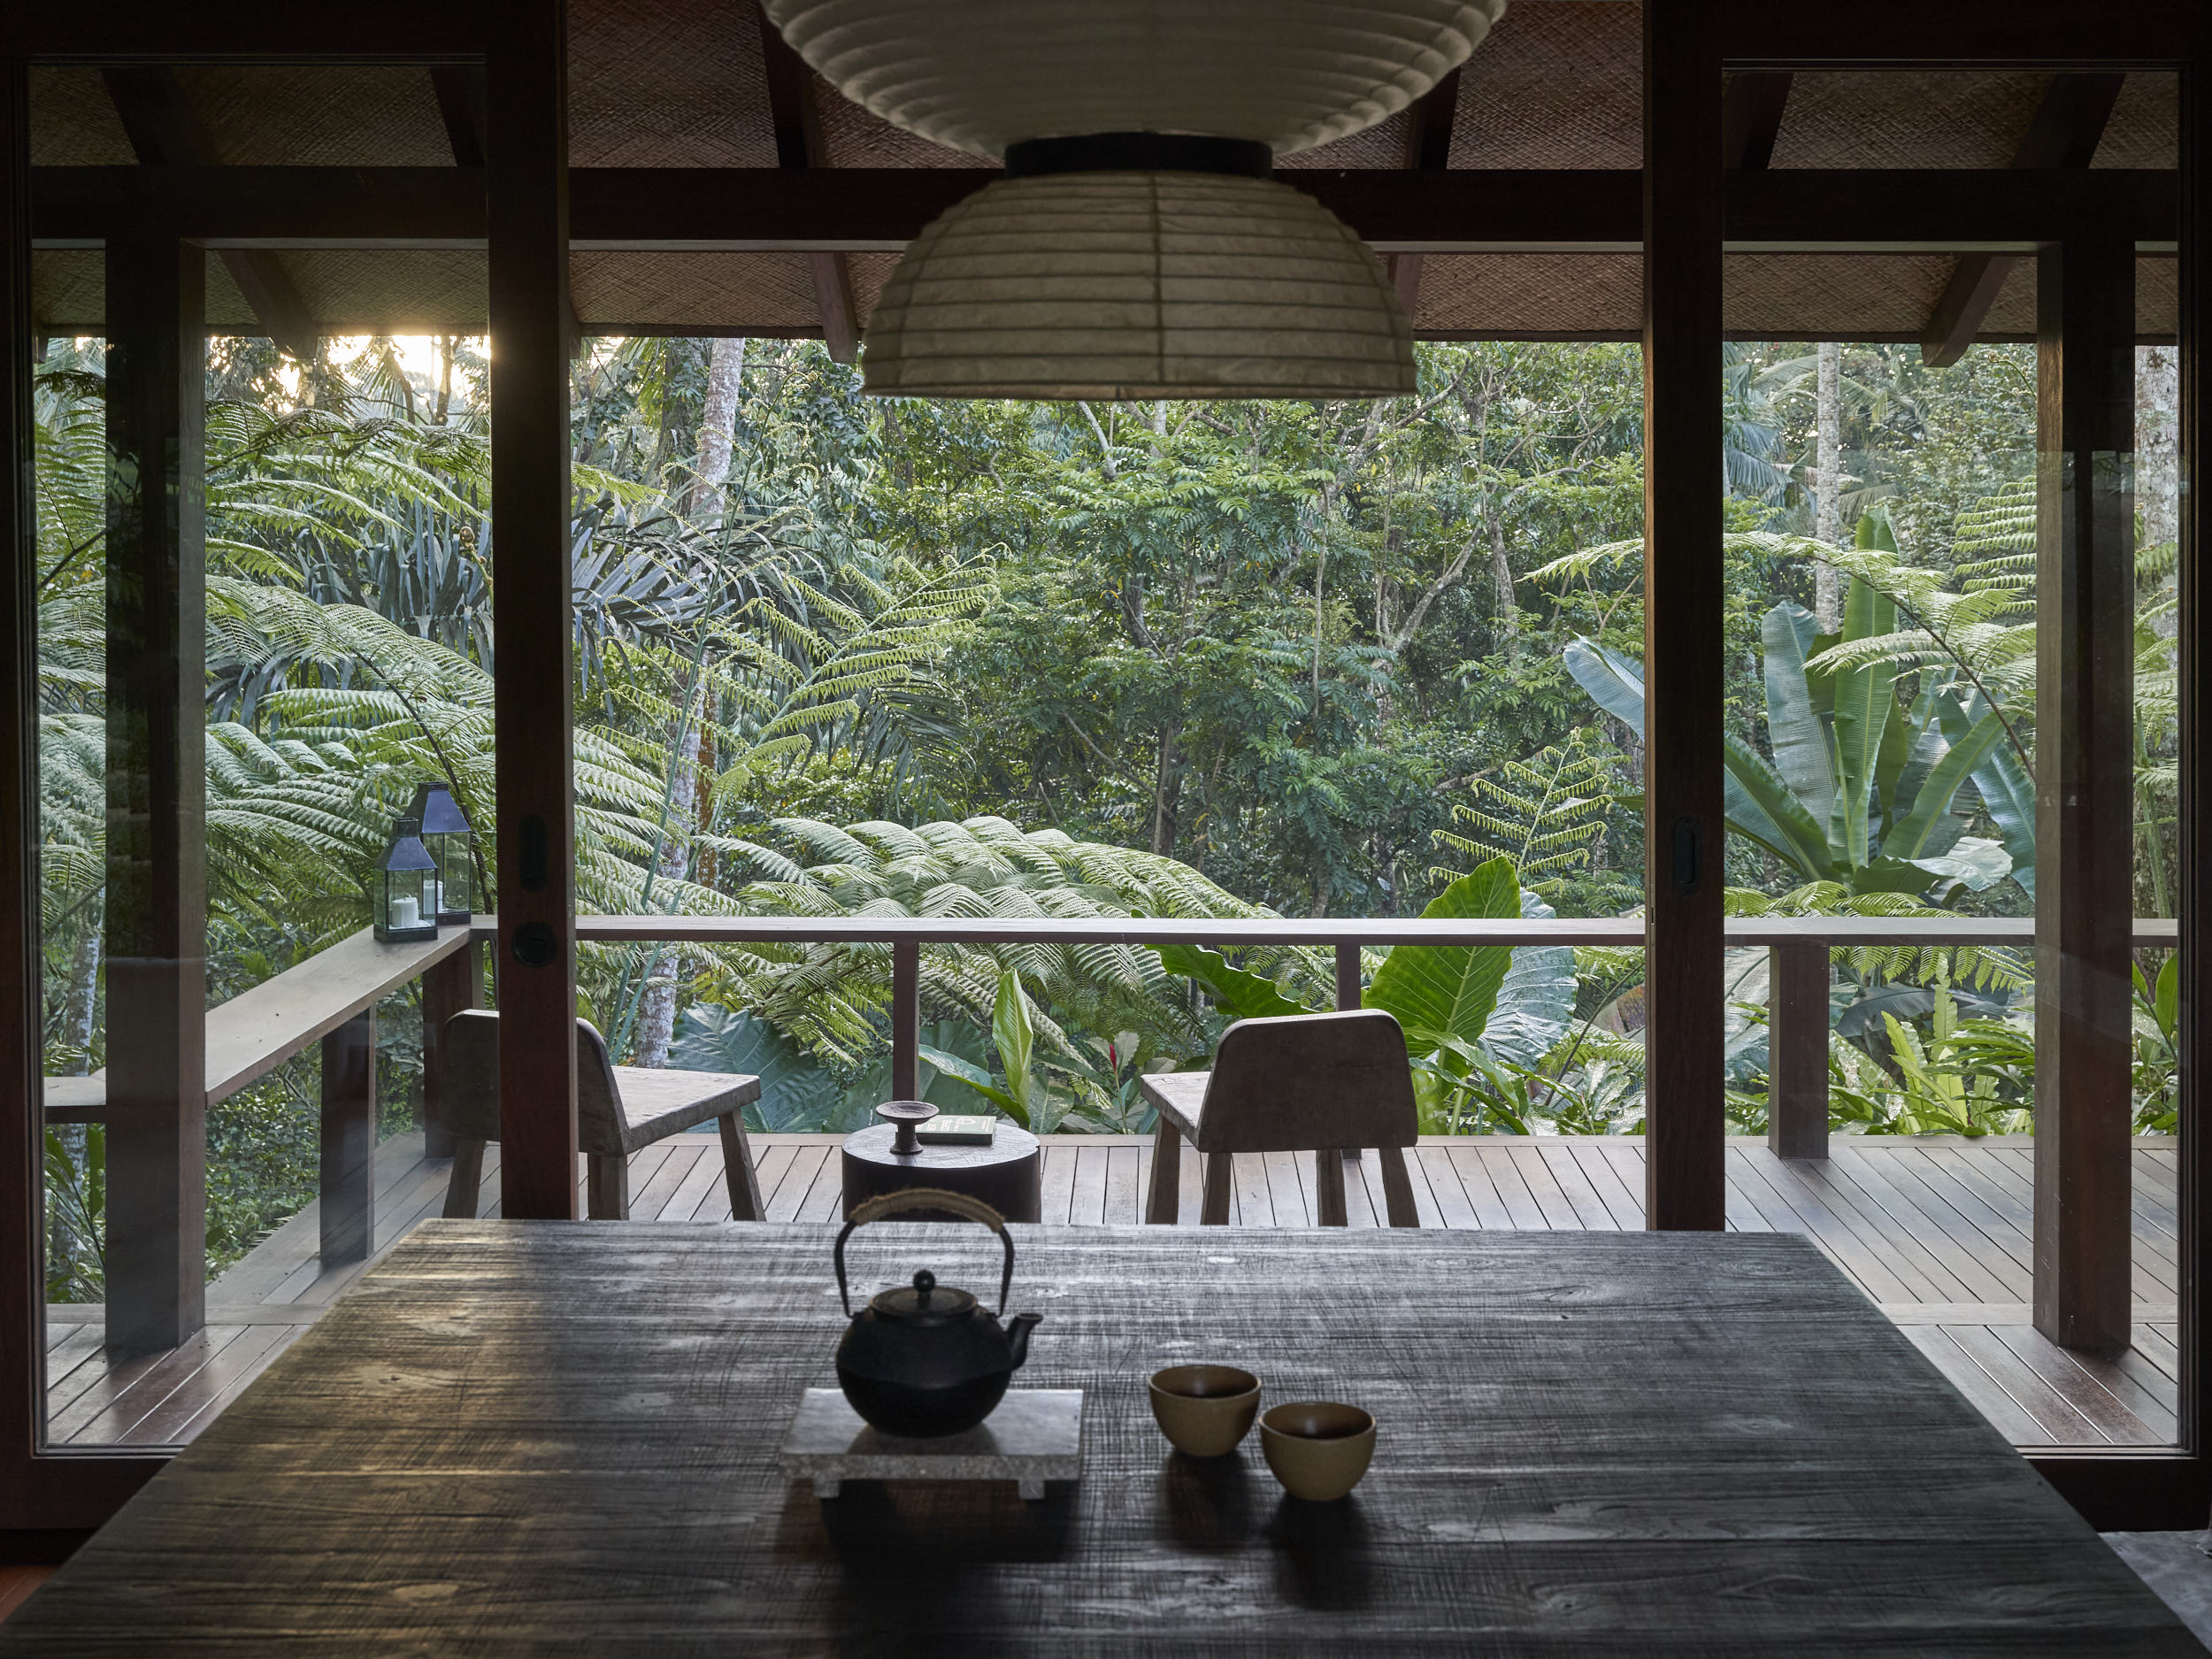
(920, 968, 1117, 1133)
(1563, 524, 2027, 903)
(1155, 856, 1578, 1133)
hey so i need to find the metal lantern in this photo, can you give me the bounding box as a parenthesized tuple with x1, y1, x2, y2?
(374, 816, 440, 944)
(406, 780, 475, 924)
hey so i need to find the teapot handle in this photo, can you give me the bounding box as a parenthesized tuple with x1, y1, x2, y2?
(835, 1188, 1016, 1317)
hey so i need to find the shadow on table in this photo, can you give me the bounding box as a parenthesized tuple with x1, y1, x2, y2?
(1159, 1448, 1257, 1550)
(1267, 1492, 1375, 1611)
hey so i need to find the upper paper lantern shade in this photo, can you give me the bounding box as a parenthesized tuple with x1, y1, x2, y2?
(864, 171, 1416, 400)
(761, 0, 1504, 158)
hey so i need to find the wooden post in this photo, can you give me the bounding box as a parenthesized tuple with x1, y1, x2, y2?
(1640, 0, 1727, 1230)
(103, 233, 207, 1354)
(318, 1011, 377, 1266)
(1767, 941, 1830, 1159)
(890, 939, 918, 1102)
(419, 936, 479, 1159)
(488, 1, 579, 1218)
(2033, 237, 2136, 1355)
(1334, 942, 1361, 1011)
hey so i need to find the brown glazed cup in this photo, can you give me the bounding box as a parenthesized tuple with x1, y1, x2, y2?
(1148, 1365, 1262, 1458)
(1259, 1402, 1376, 1502)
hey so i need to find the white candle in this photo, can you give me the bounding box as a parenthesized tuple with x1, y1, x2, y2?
(422, 879, 442, 919)
(390, 895, 420, 929)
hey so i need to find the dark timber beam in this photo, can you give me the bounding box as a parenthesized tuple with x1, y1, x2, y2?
(1924, 75, 2124, 368)
(1386, 69, 1460, 313)
(488, 0, 579, 1218)
(431, 66, 488, 169)
(100, 70, 318, 362)
(757, 4, 859, 364)
(2033, 237, 2137, 1355)
(27, 165, 2181, 253)
(1642, 0, 1727, 1231)
(1721, 72, 1792, 170)
(1714, 1, 2194, 65)
(103, 233, 209, 1355)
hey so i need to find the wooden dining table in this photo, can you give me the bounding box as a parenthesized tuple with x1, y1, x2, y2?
(2, 1221, 2200, 1655)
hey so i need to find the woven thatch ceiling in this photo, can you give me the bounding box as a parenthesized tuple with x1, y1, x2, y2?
(24, 0, 2182, 344)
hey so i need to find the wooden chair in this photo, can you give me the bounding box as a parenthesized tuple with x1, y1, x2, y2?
(1137, 1009, 1421, 1228)
(437, 1010, 764, 1221)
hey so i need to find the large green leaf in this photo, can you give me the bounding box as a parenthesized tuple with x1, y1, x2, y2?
(1153, 941, 1318, 1020)
(1363, 857, 1520, 1054)
(993, 969, 1041, 1127)
(1759, 602, 1834, 825)
(917, 1044, 1021, 1118)
(1882, 699, 2005, 861)
(1827, 572, 1898, 867)
(1483, 890, 1578, 1070)
(1563, 637, 1646, 737)
(669, 1005, 838, 1133)
(1940, 689, 2036, 900)
(1723, 735, 1837, 881)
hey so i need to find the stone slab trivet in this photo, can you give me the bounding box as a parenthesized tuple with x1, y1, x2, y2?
(777, 1387, 1083, 1501)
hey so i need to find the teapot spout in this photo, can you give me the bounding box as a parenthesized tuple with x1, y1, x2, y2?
(1007, 1311, 1043, 1369)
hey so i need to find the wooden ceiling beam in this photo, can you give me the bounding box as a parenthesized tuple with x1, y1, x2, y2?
(430, 67, 488, 170)
(1386, 69, 1460, 317)
(27, 165, 2180, 254)
(757, 4, 858, 365)
(1921, 73, 2125, 367)
(6, 2, 489, 56)
(99, 69, 319, 362)
(1713, 0, 2194, 65)
(1720, 72, 1793, 169)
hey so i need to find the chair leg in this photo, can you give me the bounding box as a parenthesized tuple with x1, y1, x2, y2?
(442, 1139, 486, 1219)
(1314, 1147, 1348, 1226)
(1201, 1151, 1233, 1225)
(1145, 1119, 1183, 1224)
(1378, 1147, 1420, 1228)
(718, 1112, 764, 1222)
(588, 1152, 630, 1220)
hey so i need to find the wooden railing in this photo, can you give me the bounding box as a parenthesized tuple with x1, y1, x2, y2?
(42, 923, 482, 1335)
(553, 912, 2179, 1163)
(50, 910, 2174, 1349)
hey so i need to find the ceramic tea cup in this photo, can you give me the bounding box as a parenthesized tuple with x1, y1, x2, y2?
(1258, 1401, 1376, 1501)
(1148, 1365, 1262, 1458)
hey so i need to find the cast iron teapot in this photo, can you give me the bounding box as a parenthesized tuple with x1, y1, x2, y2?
(833, 1188, 1043, 1438)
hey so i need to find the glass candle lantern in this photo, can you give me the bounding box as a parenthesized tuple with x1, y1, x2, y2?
(406, 780, 474, 924)
(374, 816, 441, 943)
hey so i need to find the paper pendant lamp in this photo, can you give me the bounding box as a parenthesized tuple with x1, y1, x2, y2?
(863, 170, 1416, 401)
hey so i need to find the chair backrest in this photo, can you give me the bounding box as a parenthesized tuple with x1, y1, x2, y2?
(1202, 1009, 1417, 1152)
(437, 1009, 629, 1155)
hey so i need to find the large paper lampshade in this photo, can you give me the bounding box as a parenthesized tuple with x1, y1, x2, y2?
(863, 168, 1414, 400)
(760, 1, 1505, 159)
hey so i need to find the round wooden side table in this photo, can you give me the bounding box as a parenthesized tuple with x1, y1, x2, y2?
(841, 1111, 1042, 1223)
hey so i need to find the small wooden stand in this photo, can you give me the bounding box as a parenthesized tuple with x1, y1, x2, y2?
(778, 1388, 1082, 1502)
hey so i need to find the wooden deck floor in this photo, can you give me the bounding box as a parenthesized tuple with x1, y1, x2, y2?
(45, 1132, 2181, 1452)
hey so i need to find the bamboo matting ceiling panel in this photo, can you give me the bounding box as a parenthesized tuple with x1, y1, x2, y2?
(569, 251, 818, 332)
(172, 67, 454, 167)
(1450, 2, 1642, 170)
(569, 0, 780, 168)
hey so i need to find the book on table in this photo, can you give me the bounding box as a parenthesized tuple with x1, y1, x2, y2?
(918, 1115, 996, 1146)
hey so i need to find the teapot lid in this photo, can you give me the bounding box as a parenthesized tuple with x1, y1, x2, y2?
(869, 1269, 976, 1325)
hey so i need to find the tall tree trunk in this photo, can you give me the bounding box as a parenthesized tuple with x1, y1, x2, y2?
(633, 337, 748, 1068)
(1489, 514, 1517, 659)
(685, 336, 747, 530)
(2139, 343, 2180, 561)
(1813, 340, 1843, 630)
(1151, 720, 1182, 857)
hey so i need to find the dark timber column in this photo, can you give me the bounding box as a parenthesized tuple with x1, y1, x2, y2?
(104, 235, 207, 1353)
(2179, 42, 2211, 1478)
(488, 2, 579, 1217)
(2033, 239, 2136, 1354)
(318, 1010, 376, 1265)
(1640, 0, 1727, 1229)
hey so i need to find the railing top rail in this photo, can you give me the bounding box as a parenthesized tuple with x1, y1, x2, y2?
(464, 913, 2179, 951)
(45, 923, 472, 1116)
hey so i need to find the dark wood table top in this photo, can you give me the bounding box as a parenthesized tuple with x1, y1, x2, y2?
(4, 1223, 2200, 1656)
